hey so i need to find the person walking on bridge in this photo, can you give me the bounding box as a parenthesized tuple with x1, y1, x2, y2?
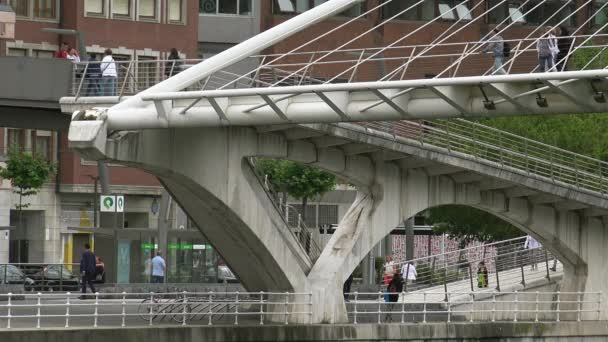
(524, 235, 541, 271)
(482, 28, 506, 75)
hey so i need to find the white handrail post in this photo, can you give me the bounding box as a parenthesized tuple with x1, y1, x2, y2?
(447, 292, 451, 323)
(6, 292, 11, 329)
(377, 291, 382, 324)
(208, 291, 213, 326)
(182, 291, 188, 326)
(535, 291, 539, 322)
(234, 291, 239, 325)
(36, 292, 41, 329)
(514, 290, 518, 322)
(121, 292, 126, 328)
(400, 290, 405, 324)
(353, 291, 359, 324)
(284, 292, 289, 325)
(556, 291, 561, 322)
(259, 291, 265, 325)
(94, 292, 99, 328)
(64, 292, 70, 328)
(577, 292, 582, 322)
(491, 293, 496, 322)
(149, 292, 154, 326)
(422, 292, 427, 323)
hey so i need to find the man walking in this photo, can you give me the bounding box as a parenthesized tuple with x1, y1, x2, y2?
(100, 48, 117, 96)
(483, 28, 507, 75)
(80, 243, 96, 298)
(152, 251, 166, 284)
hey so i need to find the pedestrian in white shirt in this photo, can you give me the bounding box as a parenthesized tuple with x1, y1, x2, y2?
(401, 262, 417, 288)
(100, 48, 117, 96)
(524, 235, 541, 271)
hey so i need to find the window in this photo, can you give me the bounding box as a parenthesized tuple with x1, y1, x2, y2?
(86, 0, 106, 16)
(35, 134, 51, 161)
(201, 0, 253, 16)
(438, 2, 456, 20)
(436, 0, 471, 20)
(509, 6, 526, 23)
(168, 0, 184, 22)
(382, 0, 434, 21)
(7, 129, 24, 151)
(8, 0, 28, 17)
(491, 0, 576, 26)
(274, 0, 364, 16)
(7, 48, 27, 56)
(592, 0, 608, 26)
(138, 0, 158, 19)
(33, 49, 54, 58)
(112, 0, 132, 17)
(33, 0, 56, 18)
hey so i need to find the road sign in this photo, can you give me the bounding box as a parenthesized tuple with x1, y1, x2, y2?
(100, 195, 116, 212)
(116, 195, 125, 213)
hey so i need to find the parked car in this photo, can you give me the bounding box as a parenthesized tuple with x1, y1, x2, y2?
(28, 265, 80, 291)
(218, 265, 238, 283)
(0, 265, 35, 289)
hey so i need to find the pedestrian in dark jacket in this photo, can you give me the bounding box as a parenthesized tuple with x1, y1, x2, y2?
(85, 53, 102, 96)
(387, 272, 404, 303)
(165, 48, 182, 77)
(80, 243, 97, 297)
(556, 26, 572, 71)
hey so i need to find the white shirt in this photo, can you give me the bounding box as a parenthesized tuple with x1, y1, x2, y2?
(67, 54, 80, 63)
(101, 55, 117, 77)
(383, 261, 394, 276)
(524, 235, 541, 249)
(401, 263, 417, 280)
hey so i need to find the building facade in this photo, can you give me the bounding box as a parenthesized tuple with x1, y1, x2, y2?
(0, 0, 206, 284)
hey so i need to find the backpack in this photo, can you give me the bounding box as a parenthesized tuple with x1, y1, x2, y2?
(503, 42, 511, 58)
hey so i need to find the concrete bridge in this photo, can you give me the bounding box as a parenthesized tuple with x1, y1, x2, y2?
(65, 0, 608, 324)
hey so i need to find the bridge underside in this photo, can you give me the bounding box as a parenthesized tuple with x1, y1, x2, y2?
(69, 118, 608, 323)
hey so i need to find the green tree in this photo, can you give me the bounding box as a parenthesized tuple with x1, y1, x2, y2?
(0, 147, 56, 228)
(427, 205, 524, 245)
(257, 159, 336, 221)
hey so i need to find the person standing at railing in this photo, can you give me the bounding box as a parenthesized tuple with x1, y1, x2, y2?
(401, 262, 417, 287)
(67, 47, 80, 63)
(556, 26, 572, 71)
(482, 28, 506, 75)
(100, 49, 117, 96)
(55, 42, 69, 59)
(524, 235, 541, 271)
(165, 48, 183, 78)
(537, 28, 556, 72)
(79, 243, 97, 299)
(383, 255, 395, 286)
(85, 53, 102, 96)
(477, 261, 489, 288)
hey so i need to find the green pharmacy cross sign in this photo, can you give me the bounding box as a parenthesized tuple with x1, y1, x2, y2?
(100, 195, 125, 212)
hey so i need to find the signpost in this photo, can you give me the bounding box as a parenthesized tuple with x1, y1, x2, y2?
(100, 195, 116, 212)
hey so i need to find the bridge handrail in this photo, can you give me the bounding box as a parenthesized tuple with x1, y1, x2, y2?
(354, 119, 608, 198)
(344, 290, 602, 324)
(246, 158, 323, 262)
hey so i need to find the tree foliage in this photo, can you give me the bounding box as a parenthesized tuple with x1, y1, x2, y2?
(476, 114, 608, 161)
(256, 159, 336, 217)
(0, 147, 56, 210)
(427, 205, 524, 244)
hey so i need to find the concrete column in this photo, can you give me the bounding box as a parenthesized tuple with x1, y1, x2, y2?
(157, 190, 171, 266)
(307, 192, 375, 323)
(405, 217, 414, 260)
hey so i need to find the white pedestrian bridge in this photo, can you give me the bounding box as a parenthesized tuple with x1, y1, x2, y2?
(63, 0, 608, 324)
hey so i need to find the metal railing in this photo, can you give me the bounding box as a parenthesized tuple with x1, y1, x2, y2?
(345, 291, 602, 324)
(247, 158, 323, 262)
(0, 291, 312, 329)
(352, 119, 608, 198)
(68, 33, 608, 99)
(0, 263, 83, 292)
